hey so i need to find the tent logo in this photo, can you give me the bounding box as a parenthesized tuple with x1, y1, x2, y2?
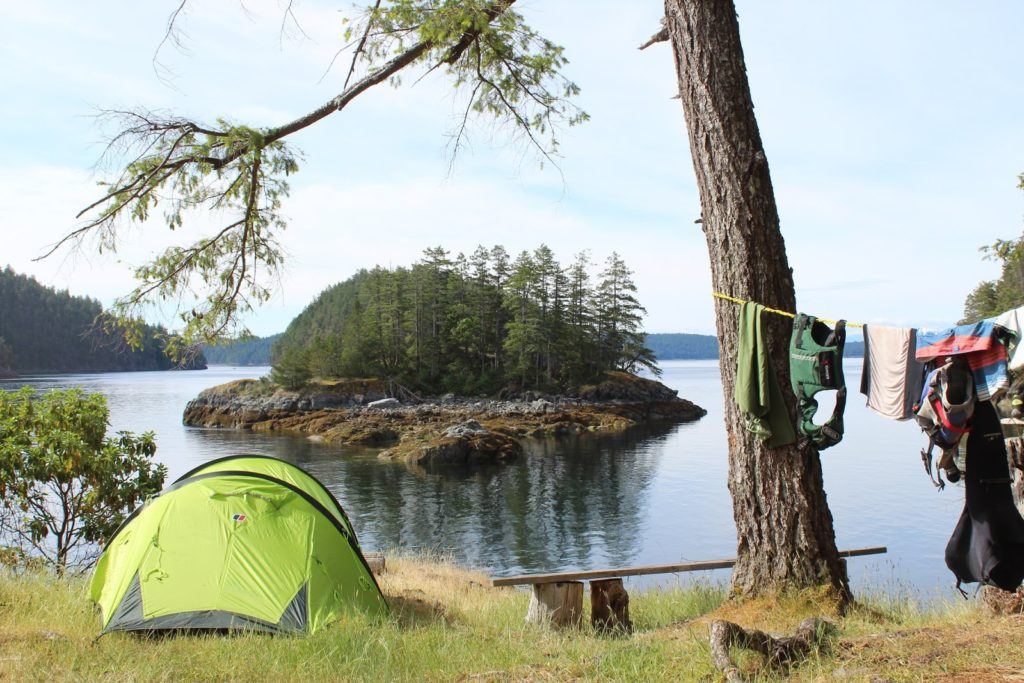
(232, 514, 247, 523)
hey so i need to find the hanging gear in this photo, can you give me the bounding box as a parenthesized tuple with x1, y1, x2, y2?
(944, 400, 1024, 593)
(914, 359, 975, 490)
(789, 313, 847, 450)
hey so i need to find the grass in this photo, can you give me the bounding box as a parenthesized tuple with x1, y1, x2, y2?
(1, 555, 1021, 682)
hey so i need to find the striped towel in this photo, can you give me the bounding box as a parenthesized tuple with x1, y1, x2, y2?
(916, 320, 1010, 400)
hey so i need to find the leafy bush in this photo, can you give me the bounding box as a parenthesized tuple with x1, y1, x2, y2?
(0, 388, 165, 571)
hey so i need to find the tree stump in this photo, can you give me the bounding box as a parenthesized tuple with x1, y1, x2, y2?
(525, 581, 583, 628)
(590, 578, 632, 633)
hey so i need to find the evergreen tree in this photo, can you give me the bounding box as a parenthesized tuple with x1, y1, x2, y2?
(502, 251, 543, 388)
(595, 253, 659, 376)
(270, 346, 312, 390)
(563, 251, 598, 383)
(0, 337, 11, 371)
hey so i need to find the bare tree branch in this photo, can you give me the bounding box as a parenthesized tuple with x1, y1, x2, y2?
(279, 0, 311, 44)
(639, 19, 669, 51)
(343, 0, 383, 90)
(153, 0, 189, 84)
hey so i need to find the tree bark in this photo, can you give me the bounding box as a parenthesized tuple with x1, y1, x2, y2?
(662, 0, 849, 599)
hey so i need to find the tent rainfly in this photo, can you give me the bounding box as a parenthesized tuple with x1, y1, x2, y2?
(90, 455, 387, 634)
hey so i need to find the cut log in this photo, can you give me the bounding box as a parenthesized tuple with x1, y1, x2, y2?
(590, 578, 632, 633)
(525, 581, 583, 628)
(364, 552, 385, 574)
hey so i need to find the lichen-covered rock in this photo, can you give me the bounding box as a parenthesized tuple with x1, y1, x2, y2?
(379, 429, 521, 466)
(183, 378, 388, 428)
(443, 419, 488, 438)
(575, 371, 680, 402)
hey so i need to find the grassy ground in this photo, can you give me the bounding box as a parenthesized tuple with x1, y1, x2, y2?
(1, 555, 1021, 682)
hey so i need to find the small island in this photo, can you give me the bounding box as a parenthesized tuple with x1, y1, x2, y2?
(187, 247, 707, 465)
(184, 370, 705, 466)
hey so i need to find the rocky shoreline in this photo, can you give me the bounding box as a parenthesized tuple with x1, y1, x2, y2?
(182, 372, 706, 467)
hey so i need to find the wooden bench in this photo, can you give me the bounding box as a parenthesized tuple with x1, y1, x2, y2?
(492, 546, 887, 632)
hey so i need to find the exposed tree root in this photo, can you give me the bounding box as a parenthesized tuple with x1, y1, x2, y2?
(709, 617, 834, 682)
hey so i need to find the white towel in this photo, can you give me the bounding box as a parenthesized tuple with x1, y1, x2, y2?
(995, 306, 1024, 373)
(860, 324, 925, 421)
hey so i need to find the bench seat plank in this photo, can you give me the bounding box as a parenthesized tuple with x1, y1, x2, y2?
(491, 546, 887, 587)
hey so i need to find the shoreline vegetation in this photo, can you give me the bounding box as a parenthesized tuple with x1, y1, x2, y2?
(183, 371, 706, 467)
(2, 553, 1021, 681)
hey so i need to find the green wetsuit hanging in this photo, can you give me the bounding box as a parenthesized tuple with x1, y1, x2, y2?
(735, 301, 796, 448)
(789, 313, 846, 449)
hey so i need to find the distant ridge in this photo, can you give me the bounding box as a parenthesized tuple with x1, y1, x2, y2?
(203, 333, 281, 366)
(645, 333, 720, 360)
(646, 333, 864, 361)
(202, 332, 865, 366)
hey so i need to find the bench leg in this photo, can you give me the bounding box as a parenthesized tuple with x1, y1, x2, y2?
(364, 552, 386, 574)
(590, 578, 632, 633)
(525, 581, 583, 628)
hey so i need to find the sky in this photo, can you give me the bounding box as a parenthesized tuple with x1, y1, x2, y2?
(0, 1, 1022, 337)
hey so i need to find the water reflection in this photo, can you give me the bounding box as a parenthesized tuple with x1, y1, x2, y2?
(0, 362, 973, 597)
(144, 413, 679, 576)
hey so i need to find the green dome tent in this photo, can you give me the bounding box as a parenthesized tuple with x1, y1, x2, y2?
(90, 455, 387, 635)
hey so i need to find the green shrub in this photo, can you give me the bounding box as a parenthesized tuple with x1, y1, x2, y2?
(0, 388, 165, 571)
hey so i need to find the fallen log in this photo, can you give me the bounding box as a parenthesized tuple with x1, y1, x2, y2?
(709, 617, 834, 682)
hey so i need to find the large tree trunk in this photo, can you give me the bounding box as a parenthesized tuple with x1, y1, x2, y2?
(663, 0, 849, 599)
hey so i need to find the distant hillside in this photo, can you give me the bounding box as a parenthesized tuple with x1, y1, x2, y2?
(0, 266, 205, 375)
(203, 334, 280, 366)
(645, 333, 719, 360)
(646, 333, 864, 361)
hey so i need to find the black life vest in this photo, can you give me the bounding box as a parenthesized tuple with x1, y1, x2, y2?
(789, 313, 846, 449)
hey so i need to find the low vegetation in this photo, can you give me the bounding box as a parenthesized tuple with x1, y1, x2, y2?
(0, 555, 1020, 681)
(0, 388, 165, 570)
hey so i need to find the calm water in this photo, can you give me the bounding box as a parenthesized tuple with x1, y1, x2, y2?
(0, 361, 966, 599)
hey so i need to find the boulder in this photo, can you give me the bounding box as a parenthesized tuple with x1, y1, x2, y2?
(367, 398, 400, 409)
(443, 419, 488, 438)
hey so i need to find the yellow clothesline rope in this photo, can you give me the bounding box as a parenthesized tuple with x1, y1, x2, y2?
(712, 292, 865, 329)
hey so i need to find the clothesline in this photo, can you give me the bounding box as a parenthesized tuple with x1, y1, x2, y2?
(712, 292, 865, 329)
